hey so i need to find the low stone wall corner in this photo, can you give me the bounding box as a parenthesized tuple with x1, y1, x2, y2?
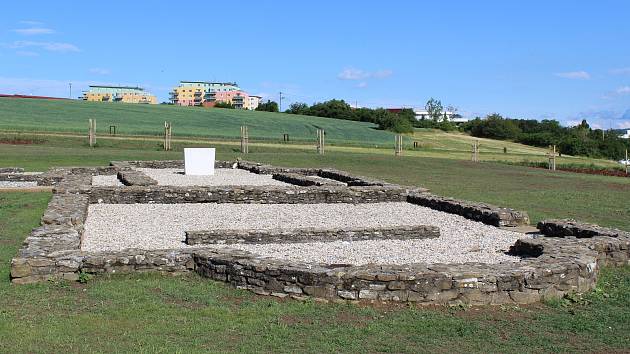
(407, 192, 530, 227)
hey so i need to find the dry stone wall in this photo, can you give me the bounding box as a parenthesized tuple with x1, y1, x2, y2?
(185, 225, 440, 245)
(407, 191, 530, 227)
(117, 170, 158, 186)
(192, 231, 620, 305)
(537, 219, 630, 239)
(272, 173, 346, 187)
(87, 185, 409, 204)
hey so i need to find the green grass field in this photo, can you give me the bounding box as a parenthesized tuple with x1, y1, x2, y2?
(0, 97, 400, 146)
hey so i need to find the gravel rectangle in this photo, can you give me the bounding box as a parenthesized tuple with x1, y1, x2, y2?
(82, 202, 523, 265)
(135, 168, 289, 186)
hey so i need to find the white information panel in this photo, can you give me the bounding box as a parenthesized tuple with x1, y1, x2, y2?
(184, 148, 215, 175)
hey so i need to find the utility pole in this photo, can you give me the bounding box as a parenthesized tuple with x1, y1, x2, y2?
(69, 83, 72, 99)
(279, 92, 284, 112)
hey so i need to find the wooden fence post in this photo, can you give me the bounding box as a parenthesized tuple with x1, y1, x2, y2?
(163, 121, 172, 151)
(395, 135, 403, 156)
(240, 125, 249, 154)
(471, 140, 480, 162)
(88, 119, 96, 147)
(316, 129, 325, 155)
(547, 145, 557, 171)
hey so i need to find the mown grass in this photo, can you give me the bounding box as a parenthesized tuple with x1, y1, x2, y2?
(0, 97, 399, 146)
(0, 192, 628, 352)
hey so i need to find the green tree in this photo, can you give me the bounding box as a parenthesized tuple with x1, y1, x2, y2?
(286, 102, 310, 115)
(213, 101, 234, 109)
(308, 99, 356, 120)
(425, 98, 443, 122)
(376, 109, 414, 133)
(255, 100, 279, 112)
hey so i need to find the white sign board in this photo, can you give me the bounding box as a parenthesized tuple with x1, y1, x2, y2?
(184, 148, 215, 175)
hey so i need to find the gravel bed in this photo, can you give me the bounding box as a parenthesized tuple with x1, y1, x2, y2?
(135, 168, 289, 186)
(82, 202, 524, 265)
(92, 175, 123, 186)
(0, 181, 38, 188)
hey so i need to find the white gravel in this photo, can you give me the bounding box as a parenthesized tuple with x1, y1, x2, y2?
(135, 168, 289, 186)
(82, 202, 524, 265)
(92, 175, 123, 186)
(0, 181, 38, 188)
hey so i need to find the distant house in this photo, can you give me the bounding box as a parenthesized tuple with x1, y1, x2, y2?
(621, 129, 630, 139)
(81, 86, 157, 104)
(170, 81, 260, 110)
(413, 109, 468, 123)
(387, 107, 468, 124)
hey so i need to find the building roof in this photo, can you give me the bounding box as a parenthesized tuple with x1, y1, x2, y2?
(180, 81, 239, 86)
(89, 85, 145, 90)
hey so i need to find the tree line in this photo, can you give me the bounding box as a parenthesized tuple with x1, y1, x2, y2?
(216, 97, 459, 134)
(462, 114, 630, 160)
(285, 99, 416, 133)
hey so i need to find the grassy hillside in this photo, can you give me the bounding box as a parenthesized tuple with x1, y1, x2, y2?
(0, 98, 398, 146)
(0, 98, 622, 167)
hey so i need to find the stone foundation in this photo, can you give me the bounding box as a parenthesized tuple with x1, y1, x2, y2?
(10, 159, 627, 306)
(407, 191, 530, 227)
(185, 225, 440, 245)
(272, 173, 346, 187)
(87, 185, 410, 204)
(117, 170, 158, 186)
(537, 219, 630, 238)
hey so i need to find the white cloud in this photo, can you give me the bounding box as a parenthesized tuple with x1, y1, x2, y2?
(610, 68, 630, 75)
(616, 86, 630, 95)
(7, 40, 80, 53)
(12, 28, 55, 35)
(337, 67, 393, 81)
(601, 86, 630, 99)
(356, 82, 368, 88)
(338, 68, 370, 80)
(89, 68, 110, 75)
(19, 20, 44, 26)
(554, 71, 590, 80)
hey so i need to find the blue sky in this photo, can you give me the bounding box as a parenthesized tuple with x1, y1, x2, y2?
(1, 1, 630, 128)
